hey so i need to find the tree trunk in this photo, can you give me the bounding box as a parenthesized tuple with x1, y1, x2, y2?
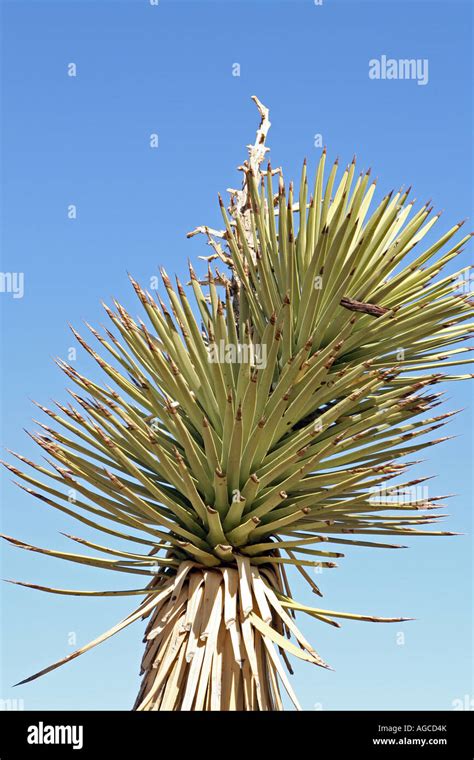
(133, 560, 316, 711)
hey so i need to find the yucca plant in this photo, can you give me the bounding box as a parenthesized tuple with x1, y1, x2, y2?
(3, 97, 473, 711)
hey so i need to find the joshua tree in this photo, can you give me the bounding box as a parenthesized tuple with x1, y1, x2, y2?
(3, 97, 473, 710)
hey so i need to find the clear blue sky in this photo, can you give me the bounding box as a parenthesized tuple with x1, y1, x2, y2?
(1, 0, 472, 711)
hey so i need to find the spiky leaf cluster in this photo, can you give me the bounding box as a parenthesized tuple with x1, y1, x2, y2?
(3, 99, 473, 695)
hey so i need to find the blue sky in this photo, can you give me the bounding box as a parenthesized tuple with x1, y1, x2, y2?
(1, 0, 472, 711)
